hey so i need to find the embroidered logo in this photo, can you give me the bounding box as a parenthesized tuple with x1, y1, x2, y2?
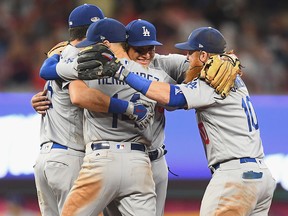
(116, 144, 125, 149)
(186, 81, 198, 89)
(142, 26, 150, 37)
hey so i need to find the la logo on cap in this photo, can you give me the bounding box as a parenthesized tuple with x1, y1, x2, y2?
(142, 27, 150, 37)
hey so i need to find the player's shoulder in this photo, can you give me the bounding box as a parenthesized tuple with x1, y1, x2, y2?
(61, 44, 79, 57)
(59, 44, 79, 64)
(153, 53, 186, 61)
(152, 53, 186, 66)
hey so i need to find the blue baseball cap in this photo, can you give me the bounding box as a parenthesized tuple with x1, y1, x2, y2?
(175, 27, 226, 53)
(76, 18, 127, 48)
(126, 19, 162, 47)
(68, 4, 104, 28)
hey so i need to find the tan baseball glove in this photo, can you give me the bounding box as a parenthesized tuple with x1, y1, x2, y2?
(200, 52, 242, 98)
(45, 41, 70, 57)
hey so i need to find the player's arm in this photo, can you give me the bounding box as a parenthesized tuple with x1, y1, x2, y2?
(123, 73, 187, 108)
(68, 80, 110, 112)
(68, 80, 154, 128)
(39, 40, 70, 80)
(39, 54, 61, 80)
(41, 44, 82, 81)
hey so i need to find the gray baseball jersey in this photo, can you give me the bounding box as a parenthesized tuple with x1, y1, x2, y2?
(178, 76, 276, 215)
(39, 80, 84, 151)
(149, 53, 188, 149)
(34, 45, 85, 215)
(56, 50, 173, 216)
(148, 53, 188, 216)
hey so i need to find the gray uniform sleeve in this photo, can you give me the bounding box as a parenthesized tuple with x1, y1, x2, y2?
(56, 45, 79, 81)
(151, 53, 189, 84)
(178, 79, 216, 109)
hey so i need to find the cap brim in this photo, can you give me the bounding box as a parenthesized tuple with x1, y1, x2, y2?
(76, 39, 97, 48)
(174, 42, 194, 50)
(129, 40, 162, 47)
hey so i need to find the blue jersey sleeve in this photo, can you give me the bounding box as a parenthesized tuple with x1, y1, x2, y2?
(40, 54, 61, 80)
(167, 84, 187, 108)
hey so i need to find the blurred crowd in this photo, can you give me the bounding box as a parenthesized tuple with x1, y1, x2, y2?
(0, 0, 287, 94)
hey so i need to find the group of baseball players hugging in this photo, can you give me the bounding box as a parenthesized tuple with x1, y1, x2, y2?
(31, 3, 276, 216)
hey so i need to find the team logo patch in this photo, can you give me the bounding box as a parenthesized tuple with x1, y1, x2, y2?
(186, 81, 198, 89)
(64, 57, 74, 64)
(116, 144, 125, 149)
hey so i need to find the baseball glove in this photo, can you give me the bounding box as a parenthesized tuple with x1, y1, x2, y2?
(45, 41, 70, 58)
(200, 52, 242, 98)
(77, 43, 124, 80)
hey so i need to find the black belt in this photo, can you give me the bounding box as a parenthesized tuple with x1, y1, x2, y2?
(212, 157, 257, 172)
(148, 144, 167, 161)
(91, 142, 146, 152)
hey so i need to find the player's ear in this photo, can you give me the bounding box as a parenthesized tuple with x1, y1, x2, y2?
(102, 40, 111, 48)
(199, 51, 209, 63)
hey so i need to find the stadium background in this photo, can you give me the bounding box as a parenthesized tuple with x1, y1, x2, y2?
(0, 0, 287, 215)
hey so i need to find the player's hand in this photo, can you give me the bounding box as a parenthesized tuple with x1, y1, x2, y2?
(77, 43, 130, 81)
(31, 90, 50, 115)
(125, 99, 154, 129)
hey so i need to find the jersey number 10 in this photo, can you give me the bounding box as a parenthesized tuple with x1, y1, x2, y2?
(242, 96, 259, 132)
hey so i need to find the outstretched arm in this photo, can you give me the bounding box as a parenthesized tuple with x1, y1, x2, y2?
(69, 80, 154, 128)
(76, 44, 241, 100)
(118, 72, 187, 108)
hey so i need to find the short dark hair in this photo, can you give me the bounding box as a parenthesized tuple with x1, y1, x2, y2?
(68, 25, 89, 41)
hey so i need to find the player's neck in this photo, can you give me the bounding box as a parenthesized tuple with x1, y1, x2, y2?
(110, 44, 130, 60)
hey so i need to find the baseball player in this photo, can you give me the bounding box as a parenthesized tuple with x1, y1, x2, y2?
(124, 19, 188, 216)
(78, 26, 277, 215)
(33, 19, 187, 216)
(57, 18, 176, 216)
(32, 4, 105, 216)
(31, 4, 151, 215)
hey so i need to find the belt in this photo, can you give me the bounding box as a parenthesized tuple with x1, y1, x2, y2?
(51, 142, 68, 150)
(91, 142, 146, 152)
(41, 142, 85, 153)
(148, 144, 167, 161)
(212, 157, 257, 172)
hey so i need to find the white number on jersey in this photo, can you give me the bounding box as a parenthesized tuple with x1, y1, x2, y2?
(242, 96, 259, 132)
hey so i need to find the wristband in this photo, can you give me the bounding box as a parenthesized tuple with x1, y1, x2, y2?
(125, 73, 152, 95)
(108, 97, 129, 114)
